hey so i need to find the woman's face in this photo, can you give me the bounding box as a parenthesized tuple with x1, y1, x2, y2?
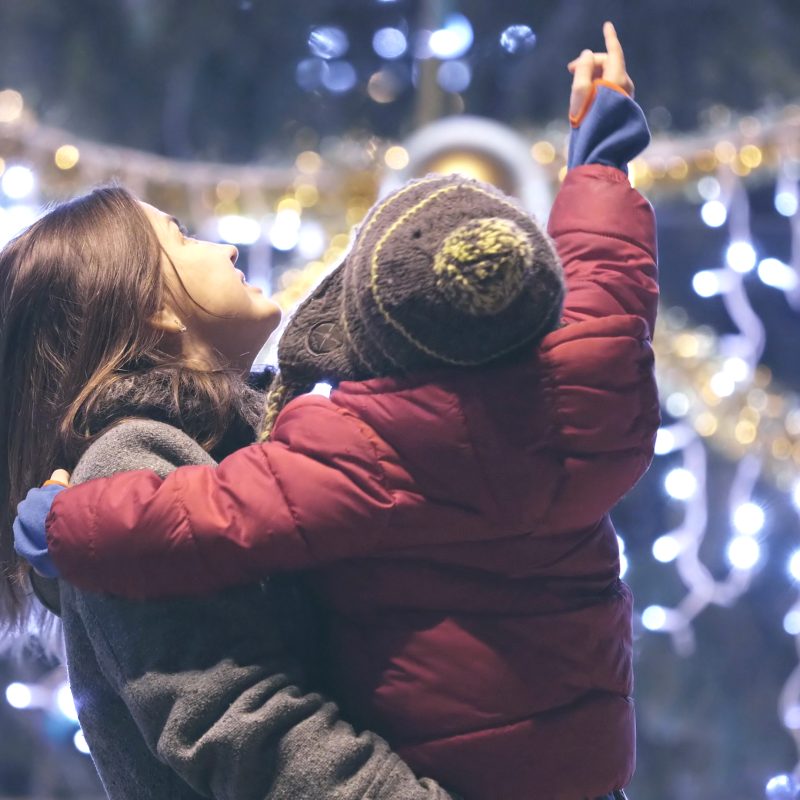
(141, 202, 281, 369)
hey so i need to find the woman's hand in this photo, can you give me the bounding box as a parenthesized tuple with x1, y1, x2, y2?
(568, 21, 634, 121)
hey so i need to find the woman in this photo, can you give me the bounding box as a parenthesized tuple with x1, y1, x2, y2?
(0, 187, 456, 799)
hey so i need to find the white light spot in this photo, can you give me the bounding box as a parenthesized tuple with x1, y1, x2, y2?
(726, 536, 761, 570)
(269, 209, 301, 251)
(437, 60, 472, 93)
(428, 13, 473, 59)
(793, 481, 800, 511)
(697, 176, 720, 201)
(321, 60, 357, 93)
(311, 382, 332, 397)
(652, 534, 682, 563)
(619, 553, 629, 578)
(722, 356, 750, 383)
(784, 705, 800, 730)
(726, 241, 757, 273)
(783, 609, 800, 635)
(789, 550, 800, 582)
(664, 468, 697, 500)
(1, 165, 35, 199)
(700, 199, 727, 228)
(775, 190, 799, 218)
(654, 428, 676, 455)
(372, 27, 407, 59)
(499, 24, 537, 54)
(642, 605, 667, 631)
(56, 682, 79, 722)
(217, 215, 261, 245)
(709, 371, 736, 398)
(5, 682, 32, 709)
(308, 26, 349, 60)
(665, 392, 690, 418)
(732, 502, 765, 536)
(73, 728, 91, 755)
(758, 258, 798, 291)
(692, 269, 722, 297)
(297, 221, 326, 260)
(765, 774, 795, 799)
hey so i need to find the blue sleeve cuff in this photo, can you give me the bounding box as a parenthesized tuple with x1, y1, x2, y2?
(13, 484, 64, 579)
(568, 85, 651, 174)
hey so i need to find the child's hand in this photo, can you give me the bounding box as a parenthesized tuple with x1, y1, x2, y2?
(568, 21, 634, 121)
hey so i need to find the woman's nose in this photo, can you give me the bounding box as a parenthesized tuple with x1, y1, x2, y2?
(228, 245, 239, 264)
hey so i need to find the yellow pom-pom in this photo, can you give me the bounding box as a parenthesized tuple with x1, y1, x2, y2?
(432, 217, 533, 315)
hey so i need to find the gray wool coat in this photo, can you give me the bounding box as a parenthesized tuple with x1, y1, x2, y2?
(58, 419, 453, 800)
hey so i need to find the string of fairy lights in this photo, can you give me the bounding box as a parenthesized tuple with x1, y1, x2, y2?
(1, 81, 800, 796)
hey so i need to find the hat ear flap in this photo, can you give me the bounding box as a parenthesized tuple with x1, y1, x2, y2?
(432, 217, 534, 316)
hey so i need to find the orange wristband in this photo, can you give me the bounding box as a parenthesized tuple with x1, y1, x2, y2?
(43, 479, 69, 488)
(570, 79, 631, 128)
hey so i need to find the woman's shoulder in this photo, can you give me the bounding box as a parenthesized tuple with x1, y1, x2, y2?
(72, 419, 216, 485)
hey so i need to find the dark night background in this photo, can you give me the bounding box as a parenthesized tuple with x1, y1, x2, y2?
(1, 1, 800, 798)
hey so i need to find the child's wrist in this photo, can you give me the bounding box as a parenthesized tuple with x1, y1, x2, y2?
(570, 79, 631, 128)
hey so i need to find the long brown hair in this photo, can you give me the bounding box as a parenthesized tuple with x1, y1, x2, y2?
(0, 186, 246, 638)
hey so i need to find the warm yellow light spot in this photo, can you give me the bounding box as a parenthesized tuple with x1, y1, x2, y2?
(772, 437, 792, 460)
(558, 165, 568, 182)
(346, 205, 369, 226)
(277, 196, 301, 214)
(0, 89, 24, 123)
(694, 150, 717, 171)
(674, 333, 699, 358)
(0, 157, 6, 176)
(367, 71, 398, 104)
(694, 412, 718, 437)
(54, 145, 80, 170)
(296, 150, 322, 175)
(629, 159, 653, 189)
(714, 141, 737, 164)
(324, 246, 345, 264)
(740, 406, 760, 425)
(730, 158, 751, 177)
(667, 157, 689, 181)
(216, 180, 240, 202)
(294, 183, 319, 207)
(700, 384, 722, 407)
(755, 366, 772, 387)
(384, 145, 410, 170)
(739, 144, 762, 169)
(531, 141, 556, 164)
(331, 233, 351, 250)
(793, 442, 800, 465)
(734, 420, 757, 445)
(649, 158, 667, 179)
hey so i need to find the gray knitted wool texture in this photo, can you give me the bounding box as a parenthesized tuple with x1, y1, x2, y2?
(276, 174, 564, 392)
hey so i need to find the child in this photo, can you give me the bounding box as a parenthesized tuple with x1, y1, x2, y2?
(18, 23, 656, 800)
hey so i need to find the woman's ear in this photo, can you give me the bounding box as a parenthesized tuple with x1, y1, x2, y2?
(147, 306, 187, 335)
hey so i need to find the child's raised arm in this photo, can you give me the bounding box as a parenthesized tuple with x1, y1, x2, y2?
(552, 21, 658, 332)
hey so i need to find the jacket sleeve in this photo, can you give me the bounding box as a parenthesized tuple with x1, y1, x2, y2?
(549, 163, 658, 333)
(541, 164, 660, 528)
(47, 399, 502, 598)
(64, 424, 453, 800)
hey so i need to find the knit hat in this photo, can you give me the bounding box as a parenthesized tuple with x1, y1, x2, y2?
(261, 174, 564, 438)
